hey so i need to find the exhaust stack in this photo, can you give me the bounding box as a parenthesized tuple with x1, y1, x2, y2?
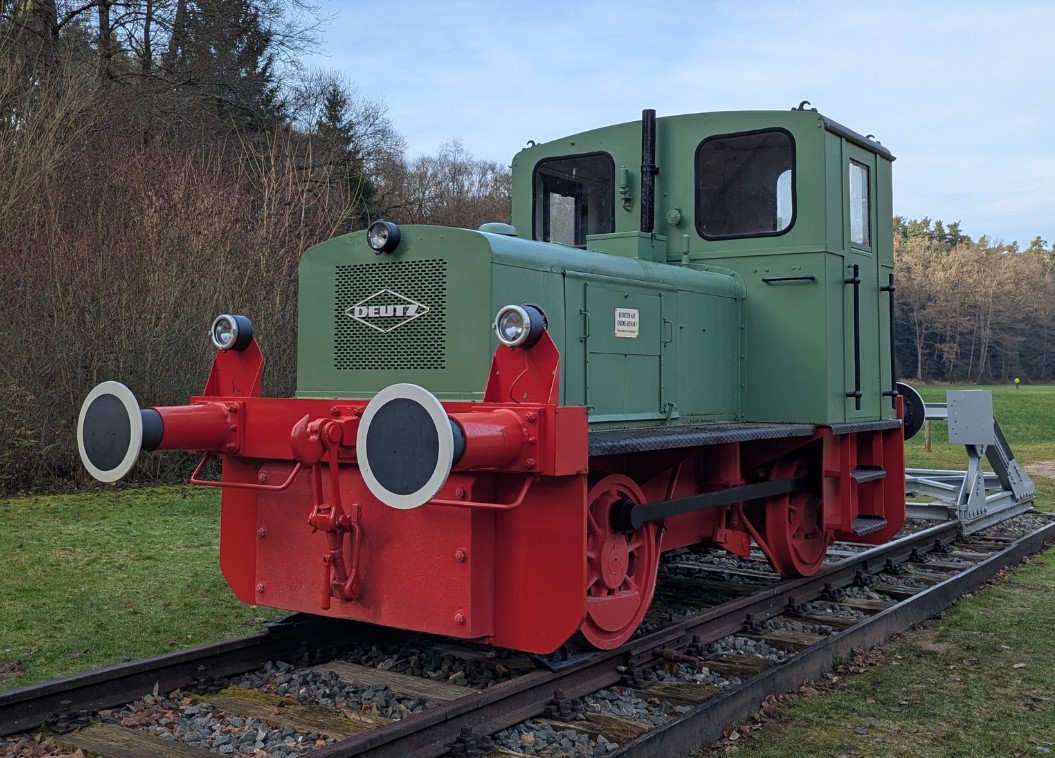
(640, 108, 657, 234)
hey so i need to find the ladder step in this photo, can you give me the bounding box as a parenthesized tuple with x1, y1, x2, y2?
(851, 465, 887, 483)
(852, 515, 889, 536)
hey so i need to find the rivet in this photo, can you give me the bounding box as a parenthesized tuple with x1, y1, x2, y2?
(256, 583, 265, 594)
(330, 406, 340, 417)
(257, 471, 269, 484)
(454, 613, 466, 625)
(528, 436, 537, 444)
(455, 549, 467, 562)
(351, 408, 362, 418)
(226, 404, 239, 414)
(257, 527, 267, 538)
(455, 487, 467, 499)
(524, 458, 536, 469)
(222, 442, 236, 452)
(526, 412, 538, 423)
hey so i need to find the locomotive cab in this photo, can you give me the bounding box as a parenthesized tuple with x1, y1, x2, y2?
(511, 105, 896, 426)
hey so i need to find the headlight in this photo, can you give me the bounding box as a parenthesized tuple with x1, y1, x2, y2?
(493, 304, 546, 348)
(367, 220, 401, 253)
(210, 314, 254, 351)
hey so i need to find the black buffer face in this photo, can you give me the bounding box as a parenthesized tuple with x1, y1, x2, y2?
(897, 382, 926, 441)
(364, 397, 440, 496)
(81, 393, 132, 474)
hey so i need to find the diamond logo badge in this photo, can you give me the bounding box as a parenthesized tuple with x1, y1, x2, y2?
(346, 289, 430, 333)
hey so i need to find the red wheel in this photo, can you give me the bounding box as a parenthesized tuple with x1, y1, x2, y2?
(759, 457, 832, 577)
(578, 475, 660, 649)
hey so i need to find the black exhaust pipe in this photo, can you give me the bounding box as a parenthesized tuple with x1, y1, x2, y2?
(640, 108, 657, 234)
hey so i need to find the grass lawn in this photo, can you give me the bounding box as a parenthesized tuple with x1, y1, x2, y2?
(0, 486, 280, 691)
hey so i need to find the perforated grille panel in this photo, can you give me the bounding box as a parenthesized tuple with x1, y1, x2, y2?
(334, 259, 447, 370)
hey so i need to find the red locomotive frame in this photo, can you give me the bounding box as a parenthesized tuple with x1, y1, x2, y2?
(115, 330, 904, 653)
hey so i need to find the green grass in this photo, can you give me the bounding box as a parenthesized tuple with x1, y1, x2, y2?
(0, 486, 281, 691)
(702, 384, 1055, 757)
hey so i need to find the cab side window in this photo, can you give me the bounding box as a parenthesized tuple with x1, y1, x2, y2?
(533, 153, 615, 246)
(696, 129, 795, 239)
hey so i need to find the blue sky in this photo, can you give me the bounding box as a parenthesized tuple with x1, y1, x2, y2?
(305, 1, 1055, 248)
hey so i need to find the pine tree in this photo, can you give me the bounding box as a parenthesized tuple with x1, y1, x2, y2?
(164, 0, 283, 132)
(316, 82, 380, 229)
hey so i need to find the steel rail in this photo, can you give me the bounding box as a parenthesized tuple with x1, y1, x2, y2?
(0, 614, 365, 737)
(615, 516, 1055, 757)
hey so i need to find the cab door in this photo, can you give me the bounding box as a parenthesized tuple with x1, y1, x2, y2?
(842, 142, 883, 419)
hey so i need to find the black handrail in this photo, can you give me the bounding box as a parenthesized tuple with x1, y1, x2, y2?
(845, 264, 862, 410)
(761, 275, 816, 284)
(881, 272, 898, 409)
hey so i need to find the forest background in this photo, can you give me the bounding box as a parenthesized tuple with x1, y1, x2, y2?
(1, 0, 1053, 493)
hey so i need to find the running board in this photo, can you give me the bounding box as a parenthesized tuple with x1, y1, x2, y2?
(906, 390, 1036, 533)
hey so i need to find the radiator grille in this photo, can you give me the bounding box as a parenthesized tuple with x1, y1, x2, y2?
(333, 259, 447, 371)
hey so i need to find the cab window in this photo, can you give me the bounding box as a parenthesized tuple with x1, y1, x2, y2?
(849, 159, 870, 246)
(533, 153, 615, 246)
(695, 129, 795, 239)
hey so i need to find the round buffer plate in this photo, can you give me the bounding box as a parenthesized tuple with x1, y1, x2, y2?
(897, 381, 926, 441)
(77, 381, 144, 482)
(356, 383, 454, 509)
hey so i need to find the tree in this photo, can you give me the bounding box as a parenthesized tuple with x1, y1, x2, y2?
(1026, 236, 1049, 255)
(386, 140, 511, 229)
(289, 73, 406, 231)
(163, 0, 283, 130)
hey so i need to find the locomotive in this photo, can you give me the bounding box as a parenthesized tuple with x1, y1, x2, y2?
(77, 105, 920, 654)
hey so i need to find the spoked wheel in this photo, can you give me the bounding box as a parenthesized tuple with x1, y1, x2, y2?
(577, 475, 661, 649)
(755, 456, 832, 577)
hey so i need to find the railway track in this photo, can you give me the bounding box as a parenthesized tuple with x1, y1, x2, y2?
(3, 513, 1053, 758)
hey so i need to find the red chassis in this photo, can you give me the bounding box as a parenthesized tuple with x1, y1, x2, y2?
(123, 334, 905, 654)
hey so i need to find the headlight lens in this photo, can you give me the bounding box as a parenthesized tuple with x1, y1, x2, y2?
(493, 304, 546, 348)
(210, 314, 254, 351)
(367, 220, 401, 253)
(496, 306, 528, 346)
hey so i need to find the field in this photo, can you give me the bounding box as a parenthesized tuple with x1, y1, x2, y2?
(2, 385, 1054, 757)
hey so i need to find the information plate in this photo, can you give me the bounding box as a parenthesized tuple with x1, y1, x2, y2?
(614, 308, 639, 338)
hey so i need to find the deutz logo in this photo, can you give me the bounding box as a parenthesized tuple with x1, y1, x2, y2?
(346, 289, 430, 333)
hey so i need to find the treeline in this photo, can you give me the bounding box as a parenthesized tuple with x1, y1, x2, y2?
(0, 0, 510, 492)
(893, 217, 1055, 384)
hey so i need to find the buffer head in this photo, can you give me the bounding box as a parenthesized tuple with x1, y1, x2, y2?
(77, 381, 162, 482)
(356, 383, 460, 509)
(897, 381, 926, 441)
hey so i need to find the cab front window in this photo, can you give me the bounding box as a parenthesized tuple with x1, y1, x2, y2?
(533, 153, 615, 246)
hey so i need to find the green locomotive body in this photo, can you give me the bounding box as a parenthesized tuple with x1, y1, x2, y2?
(296, 106, 895, 429)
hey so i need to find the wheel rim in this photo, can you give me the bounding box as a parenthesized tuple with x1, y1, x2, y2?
(762, 457, 831, 577)
(579, 475, 660, 649)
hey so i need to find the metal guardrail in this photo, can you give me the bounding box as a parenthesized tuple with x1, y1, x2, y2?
(906, 390, 1036, 533)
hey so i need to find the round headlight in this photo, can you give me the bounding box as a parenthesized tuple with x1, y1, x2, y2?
(210, 314, 254, 351)
(493, 304, 546, 348)
(367, 220, 401, 254)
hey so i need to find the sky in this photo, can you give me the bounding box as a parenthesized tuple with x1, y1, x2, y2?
(304, 0, 1055, 248)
